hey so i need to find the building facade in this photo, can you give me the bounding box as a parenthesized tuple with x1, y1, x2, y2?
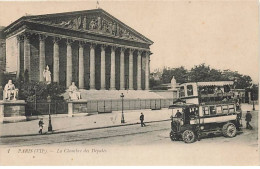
(3, 9, 153, 90)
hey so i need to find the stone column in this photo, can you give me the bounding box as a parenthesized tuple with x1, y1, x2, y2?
(78, 41, 84, 89)
(53, 37, 61, 83)
(39, 34, 47, 82)
(137, 50, 142, 90)
(145, 51, 150, 90)
(128, 49, 134, 90)
(24, 33, 31, 80)
(90, 43, 96, 90)
(16, 35, 23, 79)
(120, 47, 125, 90)
(66, 39, 73, 88)
(100, 44, 106, 90)
(110, 46, 116, 90)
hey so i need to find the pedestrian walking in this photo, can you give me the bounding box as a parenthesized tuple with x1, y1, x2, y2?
(245, 111, 253, 130)
(140, 113, 145, 127)
(38, 118, 44, 134)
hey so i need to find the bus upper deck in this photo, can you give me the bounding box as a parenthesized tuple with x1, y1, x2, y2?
(178, 81, 235, 105)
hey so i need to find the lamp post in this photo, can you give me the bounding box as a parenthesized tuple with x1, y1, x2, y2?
(47, 95, 53, 132)
(33, 86, 37, 116)
(250, 85, 255, 111)
(252, 90, 255, 111)
(252, 95, 255, 111)
(120, 93, 125, 123)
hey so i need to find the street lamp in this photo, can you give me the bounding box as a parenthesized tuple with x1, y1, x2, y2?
(47, 95, 53, 132)
(250, 85, 255, 111)
(34, 86, 37, 116)
(120, 93, 125, 123)
(252, 90, 255, 111)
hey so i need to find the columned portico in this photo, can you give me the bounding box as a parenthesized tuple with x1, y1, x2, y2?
(24, 33, 30, 80)
(66, 39, 73, 87)
(128, 49, 134, 90)
(39, 34, 47, 82)
(16, 35, 23, 79)
(78, 41, 84, 89)
(89, 43, 96, 90)
(137, 50, 142, 90)
(53, 37, 60, 83)
(145, 51, 150, 90)
(11, 34, 152, 91)
(5, 9, 153, 91)
(110, 46, 116, 90)
(100, 44, 106, 90)
(120, 48, 125, 90)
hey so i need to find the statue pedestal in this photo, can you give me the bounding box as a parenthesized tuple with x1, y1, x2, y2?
(67, 100, 89, 117)
(0, 100, 26, 123)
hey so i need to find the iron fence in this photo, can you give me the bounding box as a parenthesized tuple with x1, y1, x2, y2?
(87, 98, 175, 113)
(26, 98, 176, 116)
(26, 100, 68, 116)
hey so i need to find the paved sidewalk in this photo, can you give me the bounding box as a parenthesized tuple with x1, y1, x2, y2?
(0, 103, 257, 137)
(0, 108, 177, 137)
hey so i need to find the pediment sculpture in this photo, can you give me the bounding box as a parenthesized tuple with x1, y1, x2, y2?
(35, 15, 143, 42)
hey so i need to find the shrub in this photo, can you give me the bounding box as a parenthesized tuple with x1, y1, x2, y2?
(19, 82, 66, 102)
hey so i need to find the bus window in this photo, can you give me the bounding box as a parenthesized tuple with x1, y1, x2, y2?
(203, 107, 209, 115)
(199, 87, 207, 95)
(222, 105, 228, 113)
(209, 106, 216, 115)
(180, 86, 185, 97)
(208, 86, 215, 94)
(229, 104, 235, 113)
(216, 106, 222, 114)
(187, 85, 193, 96)
(224, 85, 231, 93)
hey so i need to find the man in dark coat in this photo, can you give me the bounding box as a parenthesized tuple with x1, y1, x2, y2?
(245, 111, 253, 129)
(175, 110, 182, 118)
(140, 113, 145, 127)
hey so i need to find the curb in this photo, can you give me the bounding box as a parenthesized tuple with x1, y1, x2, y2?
(0, 119, 171, 138)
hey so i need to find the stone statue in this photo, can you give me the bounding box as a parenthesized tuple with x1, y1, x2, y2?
(112, 22, 117, 35)
(116, 24, 120, 36)
(3, 80, 19, 100)
(68, 82, 81, 100)
(97, 16, 102, 30)
(43, 65, 51, 84)
(89, 19, 97, 30)
(108, 22, 112, 33)
(83, 16, 87, 29)
(171, 76, 177, 90)
(59, 20, 71, 27)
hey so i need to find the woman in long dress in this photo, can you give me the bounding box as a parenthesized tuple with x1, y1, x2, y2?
(43, 65, 51, 84)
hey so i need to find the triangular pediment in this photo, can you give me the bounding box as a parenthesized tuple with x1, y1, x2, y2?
(27, 9, 153, 44)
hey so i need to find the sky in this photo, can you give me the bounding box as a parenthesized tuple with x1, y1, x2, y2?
(0, 0, 259, 83)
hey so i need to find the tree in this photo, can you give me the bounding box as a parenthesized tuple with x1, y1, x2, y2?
(189, 63, 212, 82)
(19, 82, 66, 102)
(161, 66, 189, 84)
(153, 63, 254, 90)
(250, 84, 258, 101)
(222, 69, 252, 89)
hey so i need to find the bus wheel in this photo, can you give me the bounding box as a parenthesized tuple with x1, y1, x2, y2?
(170, 131, 179, 141)
(222, 123, 237, 138)
(182, 130, 196, 143)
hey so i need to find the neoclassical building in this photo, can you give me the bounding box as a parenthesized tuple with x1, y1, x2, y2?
(3, 8, 153, 90)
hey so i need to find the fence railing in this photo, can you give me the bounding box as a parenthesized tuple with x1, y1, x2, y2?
(26, 100, 68, 116)
(26, 98, 176, 116)
(86, 98, 174, 113)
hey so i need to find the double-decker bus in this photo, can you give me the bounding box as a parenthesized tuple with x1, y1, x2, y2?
(169, 81, 242, 143)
